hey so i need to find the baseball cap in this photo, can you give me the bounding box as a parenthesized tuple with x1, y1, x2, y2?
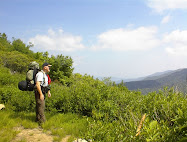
(42, 62, 52, 68)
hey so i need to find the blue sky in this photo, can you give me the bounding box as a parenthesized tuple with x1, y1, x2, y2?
(1, 0, 187, 79)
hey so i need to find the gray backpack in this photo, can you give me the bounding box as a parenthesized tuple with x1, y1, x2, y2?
(18, 61, 40, 91)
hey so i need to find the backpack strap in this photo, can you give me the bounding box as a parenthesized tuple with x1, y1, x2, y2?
(40, 70, 49, 94)
(40, 70, 46, 86)
(33, 67, 39, 85)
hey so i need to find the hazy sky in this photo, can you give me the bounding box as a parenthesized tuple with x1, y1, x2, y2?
(1, 0, 187, 78)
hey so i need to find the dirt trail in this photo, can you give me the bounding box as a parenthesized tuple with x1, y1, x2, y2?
(11, 127, 71, 142)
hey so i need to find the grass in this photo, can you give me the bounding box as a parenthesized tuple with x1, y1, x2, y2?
(0, 111, 20, 142)
(43, 112, 89, 141)
(0, 110, 89, 142)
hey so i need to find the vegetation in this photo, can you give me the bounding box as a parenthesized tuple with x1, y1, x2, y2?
(0, 33, 187, 141)
(0, 111, 88, 142)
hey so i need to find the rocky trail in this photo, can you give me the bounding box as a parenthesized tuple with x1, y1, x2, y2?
(11, 127, 71, 142)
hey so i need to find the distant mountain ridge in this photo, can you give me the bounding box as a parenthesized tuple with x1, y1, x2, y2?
(143, 70, 174, 80)
(124, 68, 187, 94)
(114, 70, 176, 83)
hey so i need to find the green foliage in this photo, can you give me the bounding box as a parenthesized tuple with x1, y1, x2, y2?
(0, 33, 11, 51)
(45, 74, 187, 141)
(0, 51, 30, 73)
(1, 65, 186, 141)
(12, 38, 34, 55)
(0, 33, 74, 82)
(47, 54, 74, 85)
(0, 66, 35, 112)
(43, 113, 88, 140)
(0, 111, 88, 142)
(0, 33, 187, 141)
(0, 111, 20, 142)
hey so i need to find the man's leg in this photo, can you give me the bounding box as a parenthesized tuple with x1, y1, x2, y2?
(35, 91, 46, 123)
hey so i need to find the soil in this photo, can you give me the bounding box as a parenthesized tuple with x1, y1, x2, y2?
(11, 127, 71, 142)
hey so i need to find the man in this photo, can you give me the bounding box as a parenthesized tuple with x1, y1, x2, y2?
(35, 62, 52, 124)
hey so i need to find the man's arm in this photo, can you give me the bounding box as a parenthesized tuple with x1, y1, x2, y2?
(36, 81, 44, 101)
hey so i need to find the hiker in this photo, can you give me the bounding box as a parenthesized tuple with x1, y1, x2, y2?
(35, 62, 52, 123)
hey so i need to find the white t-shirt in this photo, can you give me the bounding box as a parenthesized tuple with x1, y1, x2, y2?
(35, 71, 48, 87)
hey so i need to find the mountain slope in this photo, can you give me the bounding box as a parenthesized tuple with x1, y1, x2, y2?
(143, 70, 175, 80)
(115, 70, 174, 84)
(124, 68, 187, 94)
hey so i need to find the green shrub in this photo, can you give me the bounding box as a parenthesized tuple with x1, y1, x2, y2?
(0, 61, 187, 141)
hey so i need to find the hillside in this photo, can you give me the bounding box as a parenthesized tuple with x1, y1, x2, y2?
(1, 33, 187, 142)
(114, 70, 174, 84)
(124, 68, 187, 94)
(143, 70, 175, 80)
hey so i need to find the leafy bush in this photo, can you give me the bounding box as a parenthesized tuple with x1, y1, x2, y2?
(0, 66, 35, 112)
(45, 74, 187, 141)
(1, 64, 187, 141)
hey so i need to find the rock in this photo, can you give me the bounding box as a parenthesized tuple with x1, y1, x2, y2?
(73, 138, 88, 142)
(0, 104, 5, 110)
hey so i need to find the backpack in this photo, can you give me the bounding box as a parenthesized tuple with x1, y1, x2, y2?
(18, 61, 40, 91)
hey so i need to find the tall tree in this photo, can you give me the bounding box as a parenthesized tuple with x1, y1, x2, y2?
(0, 33, 11, 51)
(1, 51, 30, 73)
(48, 54, 74, 84)
(12, 38, 34, 56)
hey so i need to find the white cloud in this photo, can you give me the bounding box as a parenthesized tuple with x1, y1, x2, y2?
(29, 28, 86, 52)
(92, 26, 160, 51)
(163, 30, 187, 55)
(147, 0, 187, 12)
(161, 15, 170, 24)
(72, 55, 85, 67)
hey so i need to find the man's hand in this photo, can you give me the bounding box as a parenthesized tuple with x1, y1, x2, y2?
(40, 94, 44, 101)
(48, 91, 51, 98)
